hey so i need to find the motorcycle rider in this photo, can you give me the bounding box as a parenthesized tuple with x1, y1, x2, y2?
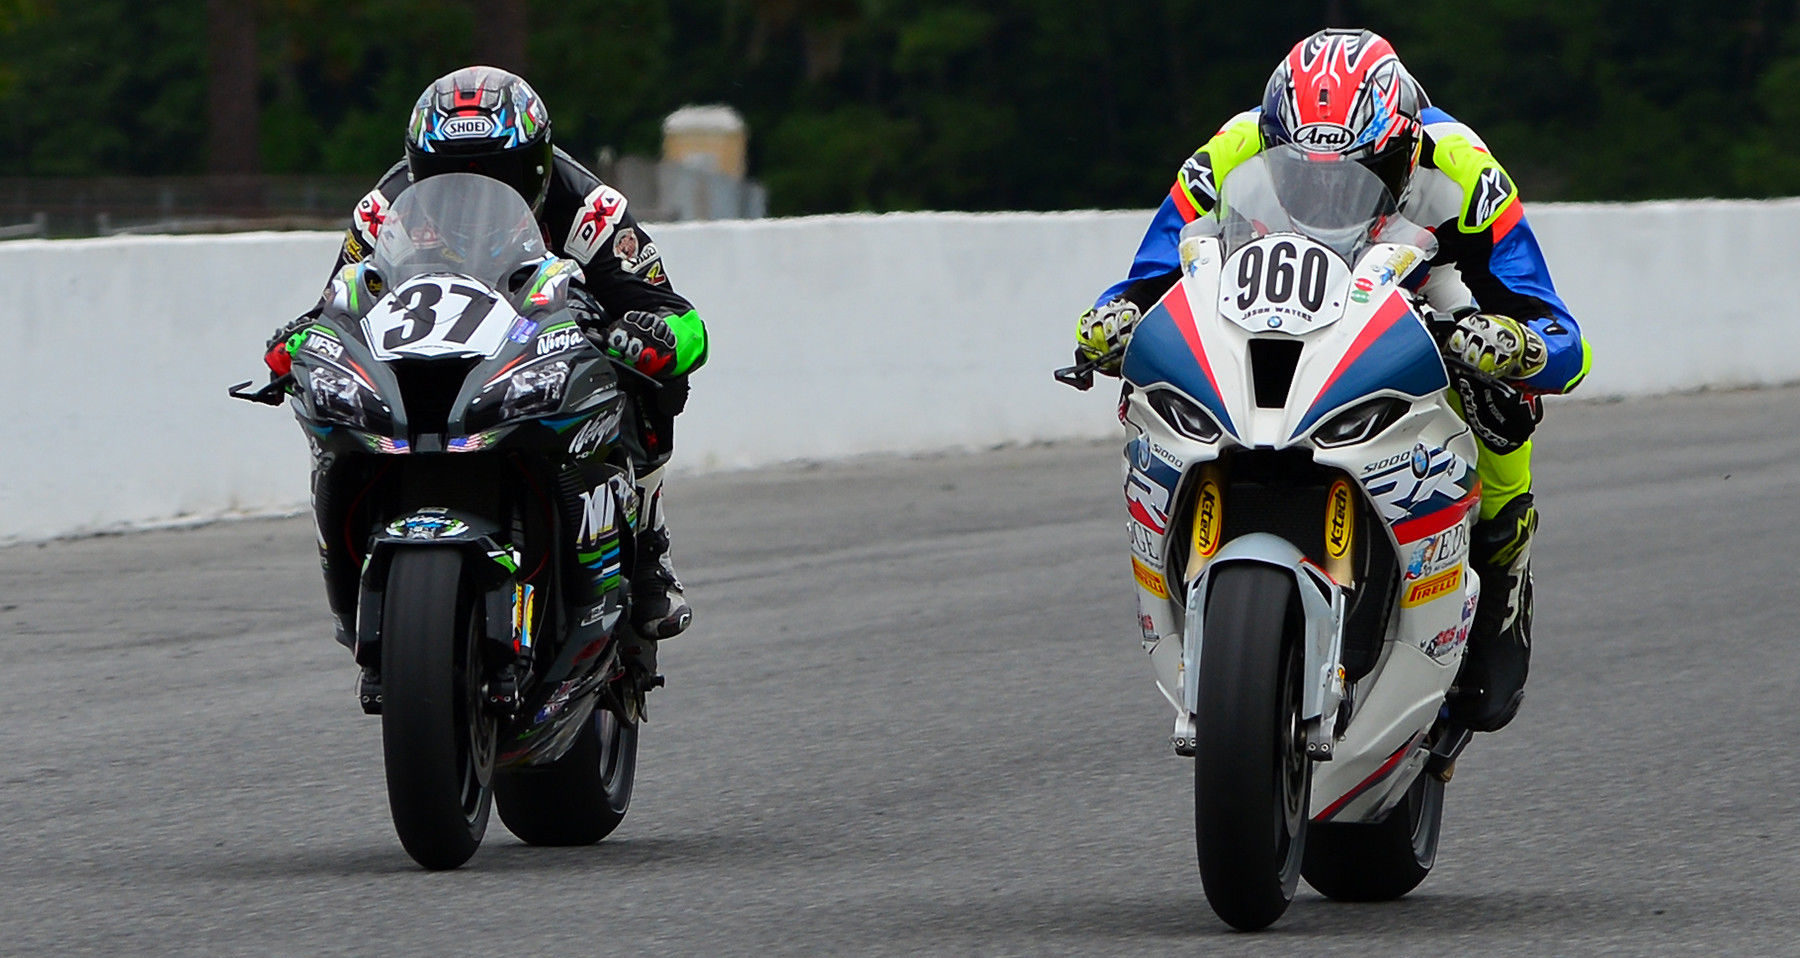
(1075, 29, 1592, 732)
(264, 66, 706, 700)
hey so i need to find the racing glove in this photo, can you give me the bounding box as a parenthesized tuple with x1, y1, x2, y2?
(263, 315, 313, 378)
(1441, 312, 1548, 381)
(1074, 299, 1141, 376)
(597, 310, 680, 378)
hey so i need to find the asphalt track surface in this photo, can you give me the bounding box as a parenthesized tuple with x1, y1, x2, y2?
(4, 386, 1800, 956)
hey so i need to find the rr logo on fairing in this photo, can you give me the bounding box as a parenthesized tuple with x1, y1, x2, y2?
(1125, 473, 1171, 535)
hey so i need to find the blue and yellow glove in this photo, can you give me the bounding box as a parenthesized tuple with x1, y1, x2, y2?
(1442, 313, 1547, 381)
(1074, 299, 1141, 376)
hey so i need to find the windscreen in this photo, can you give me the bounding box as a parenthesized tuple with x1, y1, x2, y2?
(372, 172, 546, 287)
(1217, 145, 1400, 261)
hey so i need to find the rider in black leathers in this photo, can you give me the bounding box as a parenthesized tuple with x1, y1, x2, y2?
(264, 66, 706, 698)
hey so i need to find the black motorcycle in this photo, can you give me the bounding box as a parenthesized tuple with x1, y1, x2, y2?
(233, 173, 656, 869)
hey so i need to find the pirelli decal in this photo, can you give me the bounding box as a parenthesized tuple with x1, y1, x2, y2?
(1132, 556, 1171, 600)
(1401, 566, 1461, 608)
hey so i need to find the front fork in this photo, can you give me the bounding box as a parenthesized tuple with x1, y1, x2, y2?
(1163, 464, 1353, 760)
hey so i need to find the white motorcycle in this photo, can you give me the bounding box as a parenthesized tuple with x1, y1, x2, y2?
(1058, 145, 1495, 930)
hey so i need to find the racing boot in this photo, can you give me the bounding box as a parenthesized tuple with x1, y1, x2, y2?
(1449, 494, 1537, 732)
(629, 465, 692, 640)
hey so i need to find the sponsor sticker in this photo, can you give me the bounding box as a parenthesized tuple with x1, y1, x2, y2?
(1401, 566, 1461, 608)
(1132, 556, 1171, 600)
(1420, 623, 1468, 659)
(1129, 521, 1163, 563)
(1380, 248, 1418, 284)
(1324, 479, 1353, 561)
(441, 114, 495, 139)
(567, 408, 621, 459)
(535, 326, 584, 356)
(1193, 477, 1223, 559)
(305, 331, 344, 361)
(577, 484, 616, 549)
(1405, 524, 1468, 580)
(1293, 122, 1355, 152)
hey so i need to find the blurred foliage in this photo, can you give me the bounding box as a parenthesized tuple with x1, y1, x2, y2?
(3, 0, 1800, 211)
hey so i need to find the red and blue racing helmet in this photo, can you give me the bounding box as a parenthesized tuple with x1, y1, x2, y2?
(1259, 29, 1427, 204)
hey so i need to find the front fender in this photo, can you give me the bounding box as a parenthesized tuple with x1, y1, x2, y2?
(1182, 532, 1346, 757)
(352, 508, 521, 668)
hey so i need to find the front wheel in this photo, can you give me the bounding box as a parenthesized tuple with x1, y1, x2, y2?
(1303, 768, 1444, 901)
(495, 706, 638, 845)
(380, 549, 495, 870)
(1194, 563, 1310, 931)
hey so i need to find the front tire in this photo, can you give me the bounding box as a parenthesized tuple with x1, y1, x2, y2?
(1194, 563, 1310, 931)
(381, 549, 495, 870)
(495, 706, 638, 845)
(1303, 768, 1444, 901)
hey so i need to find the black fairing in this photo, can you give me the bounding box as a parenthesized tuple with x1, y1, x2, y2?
(290, 287, 638, 769)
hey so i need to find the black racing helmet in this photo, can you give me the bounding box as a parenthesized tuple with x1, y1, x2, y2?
(404, 66, 554, 213)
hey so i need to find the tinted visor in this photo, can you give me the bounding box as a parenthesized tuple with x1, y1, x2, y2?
(1357, 137, 1416, 205)
(410, 140, 551, 210)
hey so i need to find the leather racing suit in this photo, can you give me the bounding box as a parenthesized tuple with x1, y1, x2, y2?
(300, 147, 708, 659)
(1096, 106, 1592, 731)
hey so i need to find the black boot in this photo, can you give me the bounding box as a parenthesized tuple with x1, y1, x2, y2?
(629, 466, 692, 639)
(1449, 494, 1537, 733)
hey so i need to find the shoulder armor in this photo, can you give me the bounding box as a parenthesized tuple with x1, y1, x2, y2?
(564, 182, 629, 263)
(1174, 110, 1264, 219)
(1422, 117, 1517, 234)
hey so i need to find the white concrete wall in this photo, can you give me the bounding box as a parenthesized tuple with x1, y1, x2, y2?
(2, 199, 1796, 541)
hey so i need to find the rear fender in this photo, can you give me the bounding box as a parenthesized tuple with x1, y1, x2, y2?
(1182, 532, 1346, 758)
(353, 508, 523, 668)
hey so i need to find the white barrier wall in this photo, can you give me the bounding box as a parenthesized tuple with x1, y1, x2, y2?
(3, 198, 1798, 542)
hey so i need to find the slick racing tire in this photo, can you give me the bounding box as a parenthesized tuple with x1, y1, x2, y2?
(381, 549, 496, 870)
(1302, 768, 1444, 901)
(495, 706, 638, 846)
(1194, 563, 1310, 931)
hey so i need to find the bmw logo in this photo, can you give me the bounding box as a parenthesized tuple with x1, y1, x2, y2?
(1267, 317, 1282, 328)
(1410, 443, 1431, 477)
(1132, 439, 1151, 471)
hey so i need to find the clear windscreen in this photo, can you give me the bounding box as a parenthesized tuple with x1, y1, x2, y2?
(1216, 145, 1402, 261)
(372, 172, 546, 287)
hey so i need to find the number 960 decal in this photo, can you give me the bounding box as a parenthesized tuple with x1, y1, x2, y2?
(1216, 234, 1349, 334)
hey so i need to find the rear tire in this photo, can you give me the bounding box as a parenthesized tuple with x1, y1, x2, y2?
(381, 549, 495, 870)
(495, 706, 638, 845)
(1194, 564, 1310, 931)
(1303, 768, 1443, 901)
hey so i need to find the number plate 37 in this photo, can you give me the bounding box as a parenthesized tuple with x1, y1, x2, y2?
(1216, 235, 1350, 335)
(362, 276, 523, 361)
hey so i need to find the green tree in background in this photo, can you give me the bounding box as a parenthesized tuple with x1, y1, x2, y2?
(4, 0, 1800, 212)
